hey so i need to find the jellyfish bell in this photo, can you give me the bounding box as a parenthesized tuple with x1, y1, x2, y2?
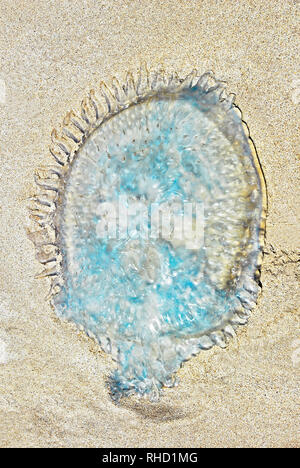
(28, 66, 267, 401)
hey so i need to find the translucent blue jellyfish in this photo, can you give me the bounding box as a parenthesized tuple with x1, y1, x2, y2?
(29, 67, 267, 401)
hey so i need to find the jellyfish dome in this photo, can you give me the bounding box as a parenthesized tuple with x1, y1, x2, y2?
(29, 67, 267, 401)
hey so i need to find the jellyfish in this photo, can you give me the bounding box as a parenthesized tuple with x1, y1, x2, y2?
(28, 66, 267, 401)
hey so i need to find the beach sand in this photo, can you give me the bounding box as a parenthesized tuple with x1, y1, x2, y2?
(0, 0, 299, 448)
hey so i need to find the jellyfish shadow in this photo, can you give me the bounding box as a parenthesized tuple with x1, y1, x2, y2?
(119, 398, 190, 423)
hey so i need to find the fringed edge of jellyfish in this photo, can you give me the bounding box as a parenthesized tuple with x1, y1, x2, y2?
(27, 64, 268, 402)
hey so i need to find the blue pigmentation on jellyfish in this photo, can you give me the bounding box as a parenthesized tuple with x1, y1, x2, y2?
(54, 85, 263, 401)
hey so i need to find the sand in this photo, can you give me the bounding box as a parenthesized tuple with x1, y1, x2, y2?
(0, 0, 299, 448)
